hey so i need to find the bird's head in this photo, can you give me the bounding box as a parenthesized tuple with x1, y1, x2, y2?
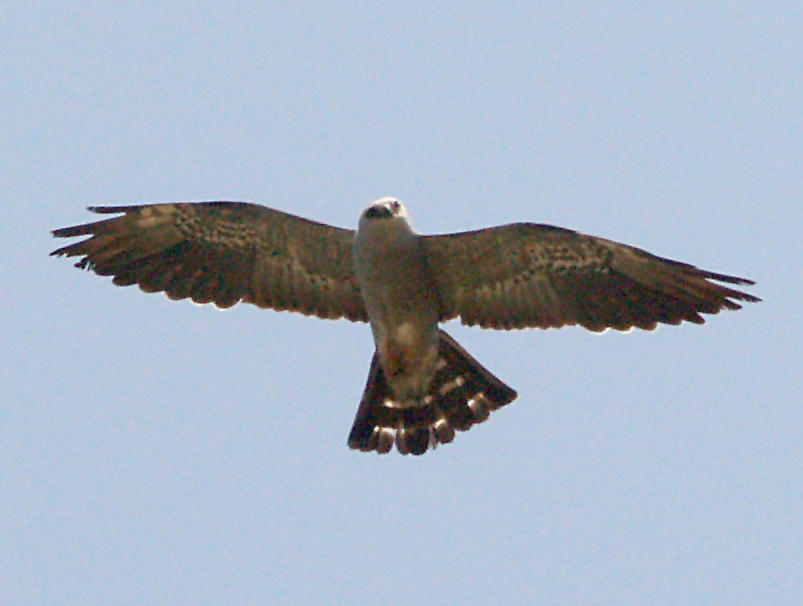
(359, 197, 409, 223)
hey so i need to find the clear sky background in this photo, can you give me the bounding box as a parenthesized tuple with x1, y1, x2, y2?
(2, 3, 800, 605)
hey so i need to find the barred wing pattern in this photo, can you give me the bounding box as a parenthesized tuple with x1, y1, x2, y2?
(423, 223, 759, 332)
(51, 202, 368, 322)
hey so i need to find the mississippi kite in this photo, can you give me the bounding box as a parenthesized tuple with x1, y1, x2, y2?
(51, 198, 759, 455)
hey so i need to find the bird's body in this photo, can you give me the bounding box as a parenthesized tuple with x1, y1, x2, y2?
(349, 198, 516, 453)
(51, 198, 759, 455)
(353, 199, 441, 400)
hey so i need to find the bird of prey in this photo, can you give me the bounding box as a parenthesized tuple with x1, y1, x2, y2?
(51, 198, 759, 455)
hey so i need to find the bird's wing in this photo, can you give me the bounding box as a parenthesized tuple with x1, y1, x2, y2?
(52, 202, 368, 322)
(422, 223, 759, 331)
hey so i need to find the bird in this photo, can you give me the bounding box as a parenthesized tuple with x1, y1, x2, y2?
(51, 198, 760, 455)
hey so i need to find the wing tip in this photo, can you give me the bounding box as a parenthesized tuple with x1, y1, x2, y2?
(706, 273, 755, 286)
(51, 205, 134, 238)
(86, 205, 143, 214)
(51, 225, 86, 238)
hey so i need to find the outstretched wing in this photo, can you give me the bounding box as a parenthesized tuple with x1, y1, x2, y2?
(51, 202, 368, 322)
(423, 223, 759, 331)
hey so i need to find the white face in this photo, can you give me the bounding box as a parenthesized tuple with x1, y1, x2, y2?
(359, 197, 409, 224)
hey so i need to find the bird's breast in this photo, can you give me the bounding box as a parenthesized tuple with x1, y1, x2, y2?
(353, 221, 441, 399)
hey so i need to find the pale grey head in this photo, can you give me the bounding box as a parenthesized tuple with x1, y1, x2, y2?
(358, 197, 409, 225)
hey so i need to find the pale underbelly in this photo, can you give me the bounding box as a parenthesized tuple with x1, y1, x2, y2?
(377, 321, 440, 402)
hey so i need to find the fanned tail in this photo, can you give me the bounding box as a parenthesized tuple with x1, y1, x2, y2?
(347, 330, 517, 455)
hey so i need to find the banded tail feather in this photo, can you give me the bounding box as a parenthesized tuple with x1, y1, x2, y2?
(348, 330, 517, 455)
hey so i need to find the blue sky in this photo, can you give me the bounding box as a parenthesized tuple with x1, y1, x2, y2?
(2, 3, 800, 605)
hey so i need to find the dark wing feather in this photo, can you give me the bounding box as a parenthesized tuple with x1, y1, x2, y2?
(423, 223, 759, 331)
(51, 202, 368, 322)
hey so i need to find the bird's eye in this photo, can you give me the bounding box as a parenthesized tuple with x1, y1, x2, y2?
(390, 201, 400, 212)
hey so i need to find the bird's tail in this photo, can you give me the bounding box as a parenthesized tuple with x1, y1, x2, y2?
(347, 330, 517, 455)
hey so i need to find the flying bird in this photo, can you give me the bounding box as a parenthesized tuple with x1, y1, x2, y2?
(51, 198, 759, 455)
